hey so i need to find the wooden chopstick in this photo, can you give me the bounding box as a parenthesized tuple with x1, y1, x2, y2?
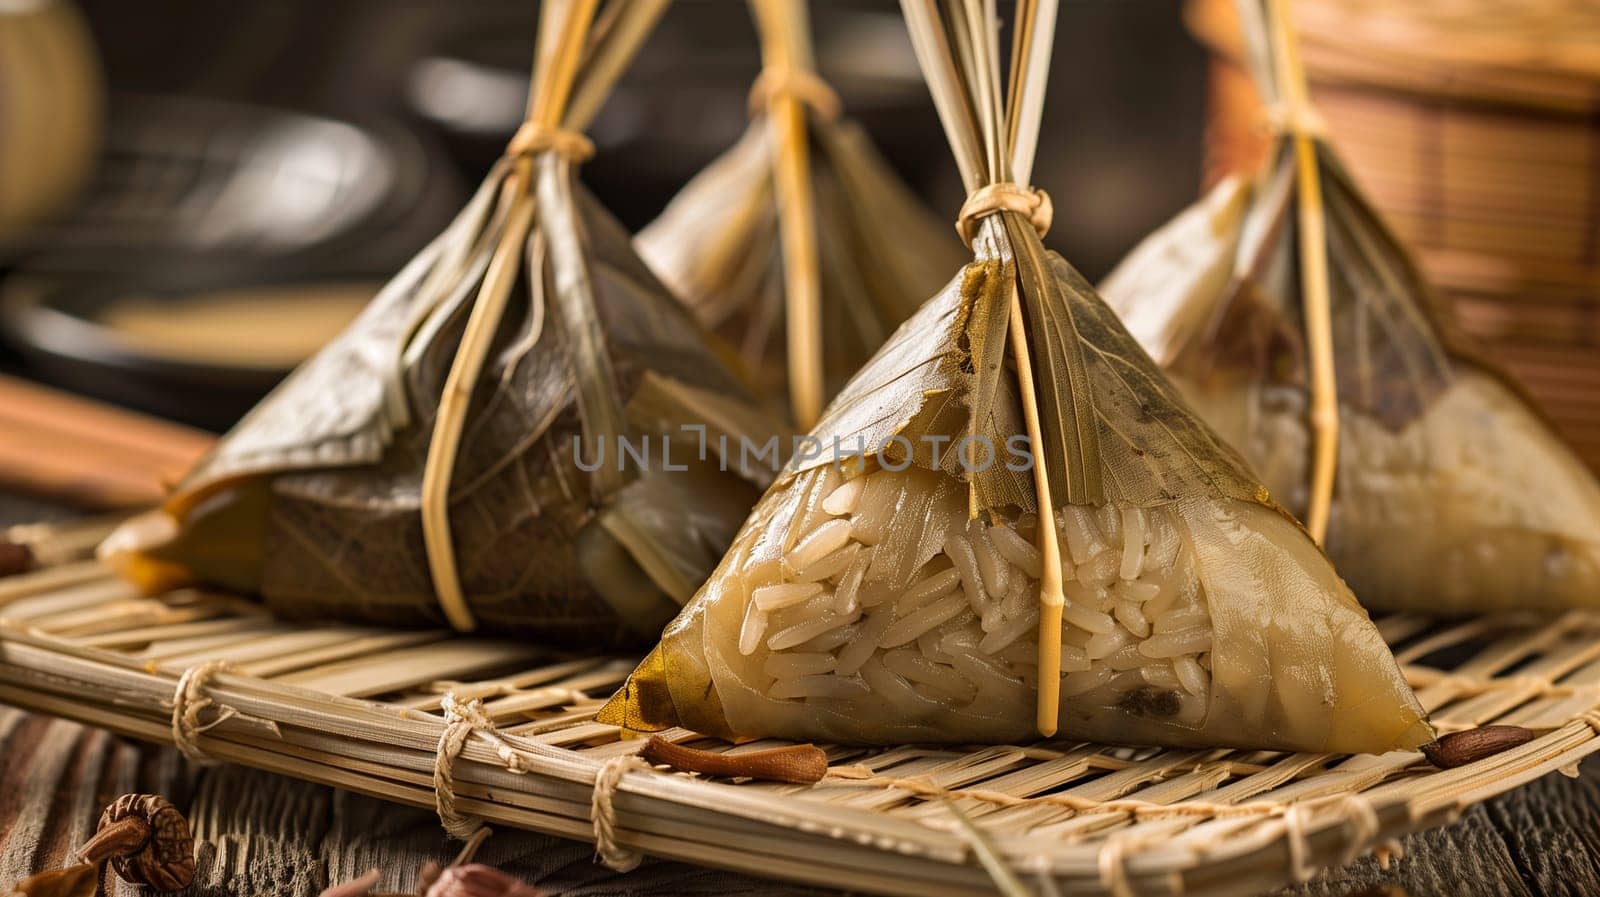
(0, 375, 213, 508)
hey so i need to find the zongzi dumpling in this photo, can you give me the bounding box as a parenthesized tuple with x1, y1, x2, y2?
(600, 262, 1431, 753)
(100, 2, 780, 646)
(1099, 1, 1600, 617)
(601, 0, 1431, 754)
(636, 0, 965, 426)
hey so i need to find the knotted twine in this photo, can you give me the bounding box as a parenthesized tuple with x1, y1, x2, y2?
(434, 694, 529, 840)
(591, 754, 651, 872)
(955, 182, 1054, 247)
(432, 692, 650, 871)
(505, 121, 596, 163)
(1261, 101, 1329, 139)
(170, 661, 243, 764)
(747, 64, 841, 122)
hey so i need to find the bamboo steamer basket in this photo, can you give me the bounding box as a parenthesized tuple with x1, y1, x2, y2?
(0, 0, 102, 241)
(1188, 0, 1600, 469)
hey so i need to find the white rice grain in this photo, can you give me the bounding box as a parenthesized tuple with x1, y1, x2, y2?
(1112, 599, 1151, 638)
(978, 606, 1039, 655)
(763, 652, 837, 678)
(822, 477, 866, 516)
(1078, 549, 1119, 589)
(967, 519, 1011, 599)
(942, 532, 987, 617)
(1061, 599, 1116, 635)
(739, 602, 768, 656)
(880, 592, 968, 647)
(1153, 606, 1210, 635)
(753, 582, 825, 611)
(949, 652, 1027, 696)
(1118, 580, 1162, 603)
(1106, 644, 1147, 671)
(1060, 644, 1092, 673)
(799, 622, 857, 653)
(860, 655, 942, 712)
(1061, 505, 1105, 565)
(990, 524, 1043, 579)
(767, 612, 849, 651)
(895, 566, 963, 612)
(883, 649, 976, 702)
(768, 674, 870, 700)
(788, 519, 852, 572)
(1085, 628, 1132, 660)
(1138, 628, 1212, 658)
(834, 549, 871, 615)
(836, 611, 892, 675)
(939, 623, 984, 657)
(1173, 655, 1209, 695)
(1120, 507, 1146, 580)
(1140, 663, 1180, 689)
(794, 542, 860, 583)
(1061, 665, 1116, 696)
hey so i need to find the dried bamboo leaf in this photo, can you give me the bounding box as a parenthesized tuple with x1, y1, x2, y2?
(1100, 3, 1600, 615)
(101, 5, 781, 645)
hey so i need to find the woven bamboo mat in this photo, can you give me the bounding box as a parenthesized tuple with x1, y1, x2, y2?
(3, 519, 1600, 897)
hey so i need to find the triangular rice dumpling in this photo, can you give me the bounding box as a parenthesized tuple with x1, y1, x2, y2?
(100, 1, 779, 646)
(1100, 0, 1600, 617)
(635, 0, 966, 427)
(600, 0, 1430, 753)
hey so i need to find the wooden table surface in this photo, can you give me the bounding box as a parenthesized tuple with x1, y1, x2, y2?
(4, 494, 1600, 897)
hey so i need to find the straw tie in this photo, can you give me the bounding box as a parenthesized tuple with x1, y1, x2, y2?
(1334, 793, 1381, 867)
(506, 121, 596, 163)
(748, 64, 842, 122)
(1261, 102, 1329, 139)
(1097, 835, 1138, 897)
(591, 753, 650, 872)
(169, 661, 242, 764)
(956, 183, 1053, 247)
(435, 694, 529, 840)
(1283, 803, 1317, 882)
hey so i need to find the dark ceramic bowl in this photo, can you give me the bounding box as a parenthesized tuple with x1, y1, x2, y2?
(0, 94, 461, 429)
(0, 274, 375, 431)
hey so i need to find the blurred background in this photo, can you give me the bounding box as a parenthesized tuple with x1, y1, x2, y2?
(1, 0, 1596, 516)
(0, 0, 1205, 433)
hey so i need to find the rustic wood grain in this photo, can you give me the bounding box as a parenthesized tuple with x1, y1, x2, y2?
(1283, 759, 1600, 897)
(7, 703, 1600, 896)
(0, 703, 832, 897)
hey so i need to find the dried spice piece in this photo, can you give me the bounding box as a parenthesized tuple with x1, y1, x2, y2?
(1420, 725, 1535, 769)
(81, 794, 194, 892)
(641, 736, 827, 785)
(424, 866, 540, 897)
(0, 538, 33, 578)
(318, 870, 382, 897)
(4, 864, 97, 897)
